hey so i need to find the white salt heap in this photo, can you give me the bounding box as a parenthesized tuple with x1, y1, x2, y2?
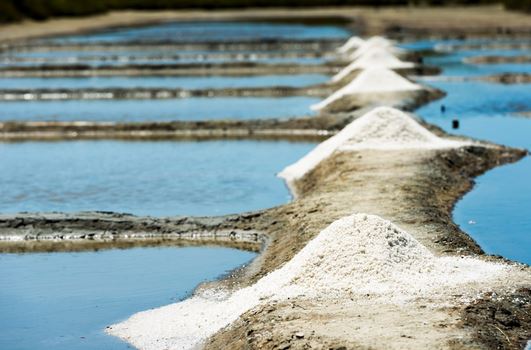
(331, 47, 416, 83)
(348, 37, 404, 60)
(108, 213, 508, 350)
(311, 68, 422, 111)
(336, 36, 366, 54)
(279, 107, 468, 183)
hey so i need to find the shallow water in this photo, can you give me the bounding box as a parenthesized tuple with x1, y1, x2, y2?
(401, 38, 531, 76)
(0, 246, 256, 350)
(417, 77, 531, 264)
(0, 140, 315, 216)
(46, 21, 349, 44)
(424, 50, 531, 76)
(0, 74, 329, 90)
(0, 96, 319, 122)
(417, 80, 531, 117)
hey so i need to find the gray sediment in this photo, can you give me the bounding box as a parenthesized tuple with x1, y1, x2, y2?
(0, 211, 266, 253)
(0, 85, 330, 101)
(0, 38, 345, 54)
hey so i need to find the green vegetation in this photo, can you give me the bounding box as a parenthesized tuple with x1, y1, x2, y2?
(0, 0, 527, 23)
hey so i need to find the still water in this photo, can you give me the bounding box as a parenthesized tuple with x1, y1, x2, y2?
(0, 246, 256, 350)
(0, 74, 329, 90)
(0, 96, 319, 122)
(417, 73, 531, 264)
(0, 140, 315, 216)
(47, 21, 349, 43)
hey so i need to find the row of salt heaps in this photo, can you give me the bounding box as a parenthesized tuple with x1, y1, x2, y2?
(311, 36, 423, 111)
(108, 37, 503, 350)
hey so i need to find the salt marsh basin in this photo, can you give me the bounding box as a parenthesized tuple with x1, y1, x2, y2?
(0, 246, 256, 350)
(0, 140, 315, 216)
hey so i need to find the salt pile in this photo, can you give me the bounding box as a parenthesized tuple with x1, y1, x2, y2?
(348, 37, 403, 60)
(336, 36, 366, 54)
(279, 107, 468, 183)
(311, 68, 422, 111)
(332, 47, 416, 83)
(108, 213, 507, 350)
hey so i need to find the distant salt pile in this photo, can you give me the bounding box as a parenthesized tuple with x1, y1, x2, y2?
(311, 68, 422, 111)
(348, 37, 403, 60)
(279, 107, 468, 183)
(336, 36, 366, 54)
(338, 107, 468, 151)
(108, 213, 507, 350)
(332, 47, 416, 82)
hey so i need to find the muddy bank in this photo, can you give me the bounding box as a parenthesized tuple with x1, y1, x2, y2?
(0, 61, 340, 77)
(462, 288, 531, 350)
(0, 38, 344, 53)
(0, 51, 333, 65)
(0, 114, 349, 141)
(0, 211, 265, 253)
(480, 73, 531, 84)
(465, 55, 531, 65)
(414, 73, 531, 85)
(0, 85, 330, 101)
(0, 60, 438, 78)
(436, 42, 531, 53)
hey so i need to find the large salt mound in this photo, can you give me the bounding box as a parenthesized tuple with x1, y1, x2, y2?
(279, 107, 468, 183)
(332, 47, 416, 83)
(311, 68, 422, 111)
(108, 213, 507, 350)
(336, 36, 366, 54)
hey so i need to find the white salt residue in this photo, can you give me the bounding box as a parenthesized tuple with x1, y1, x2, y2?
(331, 47, 416, 83)
(338, 107, 469, 151)
(108, 214, 508, 350)
(311, 68, 422, 111)
(279, 107, 467, 183)
(336, 36, 366, 54)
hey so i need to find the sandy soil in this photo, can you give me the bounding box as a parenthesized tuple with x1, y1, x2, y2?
(1, 6, 531, 44)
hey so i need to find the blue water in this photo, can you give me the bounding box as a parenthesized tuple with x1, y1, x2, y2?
(0, 140, 315, 216)
(423, 50, 531, 76)
(417, 81, 531, 117)
(401, 37, 531, 76)
(0, 246, 256, 350)
(416, 45, 531, 264)
(47, 21, 350, 44)
(0, 74, 329, 90)
(0, 97, 319, 122)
